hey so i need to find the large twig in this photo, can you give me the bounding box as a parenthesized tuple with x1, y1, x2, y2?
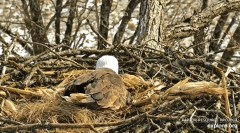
(166, 1, 240, 39)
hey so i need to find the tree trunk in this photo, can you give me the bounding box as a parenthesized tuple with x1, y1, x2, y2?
(55, 0, 63, 45)
(22, 0, 49, 55)
(137, 0, 165, 49)
(62, 0, 77, 51)
(98, 0, 113, 49)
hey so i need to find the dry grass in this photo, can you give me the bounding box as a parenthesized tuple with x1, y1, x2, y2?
(0, 70, 238, 132)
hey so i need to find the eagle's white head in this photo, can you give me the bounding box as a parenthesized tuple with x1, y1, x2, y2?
(96, 55, 119, 74)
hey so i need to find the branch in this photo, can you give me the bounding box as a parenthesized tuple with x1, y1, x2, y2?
(112, 0, 140, 46)
(0, 113, 146, 132)
(166, 1, 240, 39)
(0, 24, 33, 54)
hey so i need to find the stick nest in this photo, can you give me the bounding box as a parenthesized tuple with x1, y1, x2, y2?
(0, 47, 239, 133)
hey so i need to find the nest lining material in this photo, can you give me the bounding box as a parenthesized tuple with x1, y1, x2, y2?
(0, 69, 235, 132)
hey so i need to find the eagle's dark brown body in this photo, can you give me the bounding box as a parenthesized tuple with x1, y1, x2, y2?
(63, 68, 128, 110)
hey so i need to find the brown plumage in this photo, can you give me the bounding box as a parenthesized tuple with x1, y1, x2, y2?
(63, 68, 128, 110)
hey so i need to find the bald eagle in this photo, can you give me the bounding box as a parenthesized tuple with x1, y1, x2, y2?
(63, 55, 128, 110)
